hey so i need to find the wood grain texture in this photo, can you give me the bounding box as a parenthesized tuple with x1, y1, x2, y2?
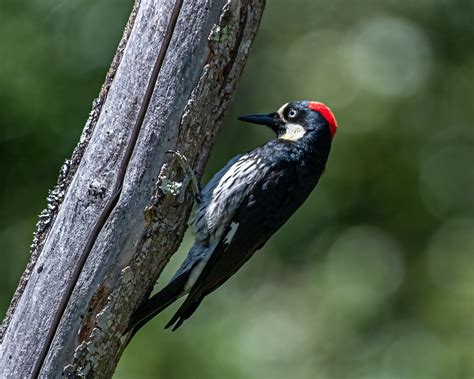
(0, 0, 265, 377)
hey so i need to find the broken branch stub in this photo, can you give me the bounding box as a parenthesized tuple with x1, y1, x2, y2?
(0, 0, 265, 377)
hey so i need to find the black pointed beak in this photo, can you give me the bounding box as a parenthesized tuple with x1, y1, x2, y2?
(238, 112, 282, 133)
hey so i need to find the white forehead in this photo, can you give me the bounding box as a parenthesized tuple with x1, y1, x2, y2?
(277, 102, 289, 120)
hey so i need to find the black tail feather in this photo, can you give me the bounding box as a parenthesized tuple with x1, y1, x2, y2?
(164, 295, 204, 331)
(128, 271, 190, 336)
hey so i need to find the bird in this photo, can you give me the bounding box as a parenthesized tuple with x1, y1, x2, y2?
(128, 100, 338, 333)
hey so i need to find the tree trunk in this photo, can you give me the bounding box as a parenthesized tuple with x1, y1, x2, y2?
(0, 0, 265, 376)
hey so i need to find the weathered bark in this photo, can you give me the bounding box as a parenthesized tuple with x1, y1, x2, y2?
(0, 0, 265, 377)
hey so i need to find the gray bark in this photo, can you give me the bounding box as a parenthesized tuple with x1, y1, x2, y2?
(0, 0, 265, 377)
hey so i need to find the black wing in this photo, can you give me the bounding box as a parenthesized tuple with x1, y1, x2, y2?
(166, 161, 314, 330)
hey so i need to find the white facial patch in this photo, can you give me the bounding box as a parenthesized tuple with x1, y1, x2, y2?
(279, 123, 306, 141)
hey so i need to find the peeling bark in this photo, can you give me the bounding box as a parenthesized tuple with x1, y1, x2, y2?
(0, 0, 265, 377)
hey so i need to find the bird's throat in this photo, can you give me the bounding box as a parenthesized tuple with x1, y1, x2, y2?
(278, 123, 306, 141)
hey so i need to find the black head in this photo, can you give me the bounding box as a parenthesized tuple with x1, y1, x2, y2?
(238, 100, 338, 142)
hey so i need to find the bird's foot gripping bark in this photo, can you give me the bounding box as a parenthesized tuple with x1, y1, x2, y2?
(166, 150, 202, 203)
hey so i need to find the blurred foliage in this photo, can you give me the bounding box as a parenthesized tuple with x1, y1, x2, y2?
(1, 0, 473, 378)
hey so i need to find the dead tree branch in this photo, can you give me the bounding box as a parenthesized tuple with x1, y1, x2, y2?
(0, 0, 265, 376)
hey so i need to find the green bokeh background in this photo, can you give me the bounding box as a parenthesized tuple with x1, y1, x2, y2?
(1, 0, 473, 378)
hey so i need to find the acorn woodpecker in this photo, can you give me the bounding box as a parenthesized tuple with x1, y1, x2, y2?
(129, 100, 338, 333)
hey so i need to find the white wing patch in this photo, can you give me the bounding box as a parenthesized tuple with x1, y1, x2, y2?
(223, 222, 239, 246)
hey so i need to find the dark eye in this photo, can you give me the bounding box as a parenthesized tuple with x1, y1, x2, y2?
(288, 109, 298, 119)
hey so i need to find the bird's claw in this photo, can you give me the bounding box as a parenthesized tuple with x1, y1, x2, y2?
(166, 150, 201, 203)
(194, 192, 202, 204)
